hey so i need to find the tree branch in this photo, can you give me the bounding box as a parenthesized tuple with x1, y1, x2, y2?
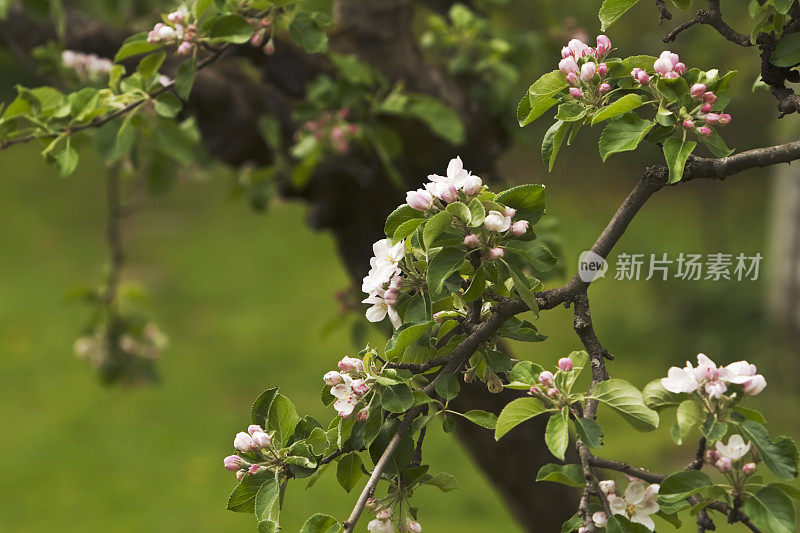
(663, 1, 751, 46)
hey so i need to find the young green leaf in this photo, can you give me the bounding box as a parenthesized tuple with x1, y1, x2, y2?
(674, 399, 704, 444)
(423, 210, 455, 249)
(424, 472, 459, 492)
(659, 470, 713, 503)
(598, 113, 654, 162)
(573, 417, 604, 449)
(541, 120, 569, 171)
(536, 463, 584, 487)
(663, 138, 696, 184)
(494, 183, 547, 224)
(590, 378, 659, 431)
(544, 408, 570, 460)
(591, 94, 644, 125)
(299, 513, 341, 533)
(642, 379, 683, 410)
(452, 409, 498, 429)
(435, 373, 460, 402)
(267, 394, 300, 446)
(519, 70, 568, 126)
(739, 421, 799, 479)
(426, 248, 467, 296)
(336, 453, 363, 493)
(380, 383, 414, 413)
(208, 14, 254, 44)
(495, 397, 549, 440)
(385, 204, 424, 237)
(599, 0, 642, 31)
(742, 485, 797, 533)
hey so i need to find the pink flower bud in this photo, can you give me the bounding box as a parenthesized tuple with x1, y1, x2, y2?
(147, 31, 160, 45)
(682, 119, 694, 130)
(703, 91, 717, 104)
(331, 126, 345, 140)
(561, 46, 573, 59)
(489, 247, 505, 260)
(357, 408, 369, 422)
(565, 72, 579, 86)
(697, 126, 712, 138)
(324, 371, 344, 386)
(599, 480, 617, 495)
(701, 103, 713, 113)
(248, 464, 264, 475)
(338, 356, 364, 373)
(263, 42, 275, 55)
(224, 455, 245, 472)
(547, 387, 559, 398)
(406, 189, 434, 211)
(592, 512, 607, 528)
(234, 432, 255, 452)
(636, 72, 650, 85)
(580, 62, 597, 81)
(674, 62, 686, 74)
(691, 83, 707, 98)
(558, 357, 574, 372)
(528, 386, 542, 396)
(351, 379, 370, 396)
(503, 206, 516, 217)
(511, 220, 529, 236)
(704, 113, 721, 125)
(539, 371, 554, 386)
(569, 87, 583, 99)
(705, 449, 720, 463)
(715, 457, 733, 473)
(376, 510, 391, 520)
(389, 274, 403, 290)
(578, 528, 587, 533)
(596, 35, 611, 57)
(559, 56, 580, 76)
(463, 174, 483, 196)
(660, 50, 680, 66)
(743, 374, 766, 395)
(366, 498, 377, 509)
(405, 518, 422, 533)
(236, 469, 246, 481)
(247, 425, 263, 436)
(250, 32, 266, 47)
(742, 463, 757, 475)
(599, 83, 611, 94)
(167, 10, 186, 23)
(654, 57, 673, 76)
(597, 63, 608, 77)
(176, 41, 193, 56)
(252, 431, 271, 448)
(464, 234, 481, 248)
(718, 113, 731, 125)
(664, 71, 679, 80)
(630, 67, 642, 79)
(383, 288, 399, 306)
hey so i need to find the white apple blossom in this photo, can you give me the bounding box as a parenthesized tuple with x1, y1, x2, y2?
(405, 518, 422, 532)
(483, 210, 512, 232)
(660, 364, 698, 393)
(425, 181, 458, 203)
(428, 156, 470, 190)
(361, 239, 405, 294)
(234, 431, 255, 452)
(331, 380, 359, 418)
(323, 371, 344, 386)
(715, 434, 751, 461)
(743, 374, 766, 395)
(367, 517, 394, 533)
(592, 511, 607, 527)
(608, 481, 660, 531)
(363, 290, 402, 329)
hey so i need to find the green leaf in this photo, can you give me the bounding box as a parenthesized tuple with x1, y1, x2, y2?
(598, 113, 654, 162)
(743, 485, 797, 533)
(657, 76, 689, 103)
(114, 32, 158, 62)
(226, 474, 266, 513)
(267, 394, 300, 446)
(255, 475, 280, 523)
(385, 204, 424, 238)
(504, 240, 557, 273)
(454, 409, 497, 429)
(674, 399, 704, 444)
(606, 515, 651, 533)
(740, 421, 799, 479)
(423, 210, 455, 249)
(599, 0, 641, 31)
(137, 51, 165, 77)
(591, 378, 659, 431)
(435, 373, 460, 402)
(541, 120, 569, 171)
(426, 248, 467, 296)
(495, 184, 547, 224)
(698, 128, 734, 157)
(545, 408, 570, 460)
(507, 360, 546, 387)
(467, 198, 485, 227)
(300, 513, 341, 533)
(561, 514, 584, 533)
(55, 140, 78, 177)
(734, 406, 768, 425)
(154, 92, 182, 118)
(380, 383, 414, 413)
(369, 420, 414, 476)
(175, 56, 197, 100)
(642, 379, 683, 410)
(700, 415, 727, 443)
(659, 470, 713, 502)
(384, 322, 432, 360)
(775, 0, 794, 14)
(573, 417, 604, 449)
(502, 259, 540, 316)
(336, 453, 363, 493)
(208, 14, 254, 44)
(519, 71, 568, 126)
(251, 388, 279, 426)
(536, 463, 584, 487)
(289, 11, 332, 54)
(592, 94, 644, 125)
(393, 218, 424, 241)
(424, 472, 459, 492)
(495, 397, 549, 440)
(446, 201, 471, 223)
(771, 32, 800, 67)
(554, 102, 586, 122)
(670, 0, 692, 10)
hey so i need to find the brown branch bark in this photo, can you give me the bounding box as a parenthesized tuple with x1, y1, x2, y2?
(663, 1, 751, 46)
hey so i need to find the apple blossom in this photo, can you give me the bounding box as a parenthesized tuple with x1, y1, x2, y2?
(247, 424, 263, 436)
(484, 210, 511, 232)
(743, 462, 757, 475)
(704, 379, 727, 398)
(389, 274, 403, 290)
(558, 357, 573, 372)
(224, 455, 246, 472)
(608, 481, 660, 530)
(248, 464, 264, 475)
(168, 8, 188, 24)
(596, 35, 611, 57)
(703, 92, 717, 104)
(234, 432, 255, 452)
(177, 41, 194, 56)
(376, 510, 391, 520)
(674, 62, 686, 74)
(654, 57, 673, 76)
(405, 518, 422, 532)
(428, 156, 471, 190)
(406, 188, 434, 211)
(597, 62, 608, 77)
(706, 449, 719, 463)
(599, 480, 617, 495)
(578, 528, 586, 533)
(580, 62, 597, 81)
(331, 382, 359, 418)
(363, 290, 402, 329)
(425, 181, 458, 203)
(351, 379, 370, 396)
(631, 67, 642, 79)
(599, 83, 611, 94)
(661, 365, 699, 393)
(561, 46, 572, 59)
(528, 386, 541, 396)
(511, 220, 529, 236)
(743, 374, 766, 395)
(682, 119, 694, 130)
(252, 431, 271, 448)
(236, 469, 246, 481)
(716, 434, 751, 461)
(559, 56, 580, 76)
(539, 370, 554, 386)
(338, 356, 365, 373)
(357, 408, 368, 422)
(567, 38, 591, 58)
(546, 387, 559, 399)
(383, 288, 399, 306)
(569, 87, 583, 99)
(691, 83, 707, 98)
(362, 239, 405, 293)
(719, 113, 732, 125)
(704, 113, 721, 125)
(462, 174, 483, 196)
(324, 371, 344, 386)
(367, 517, 393, 533)
(464, 234, 480, 248)
(664, 71, 679, 80)
(701, 103, 713, 113)
(592, 511, 607, 527)
(489, 247, 505, 260)
(636, 71, 650, 85)
(566, 72, 579, 86)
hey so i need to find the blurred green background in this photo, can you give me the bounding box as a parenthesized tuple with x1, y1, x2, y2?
(1, 1, 799, 532)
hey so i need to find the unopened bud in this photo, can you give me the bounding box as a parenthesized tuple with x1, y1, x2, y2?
(597, 63, 608, 77)
(701, 103, 713, 113)
(715, 457, 733, 473)
(511, 220, 529, 236)
(234, 432, 255, 452)
(176, 41, 193, 56)
(637, 71, 650, 85)
(503, 206, 516, 217)
(389, 274, 403, 290)
(464, 234, 481, 248)
(252, 431, 271, 448)
(247, 425, 263, 436)
(697, 126, 712, 138)
(742, 462, 757, 475)
(691, 83, 707, 98)
(248, 464, 264, 475)
(539, 371, 554, 386)
(224, 455, 245, 472)
(558, 357, 574, 372)
(705, 449, 719, 463)
(357, 408, 369, 422)
(366, 498, 377, 509)
(703, 91, 717, 104)
(547, 387, 559, 399)
(599, 480, 617, 495)
(528, 386, 541, 396)
(599, 83, 611, 94)
(324, 371, 344, 386)
(383, 288, 399, 306)
(592, 511, 607, 527)
(263, 41, 275, 55)
(406, 189, 434, 211)
(718, 113, 731, 126)
(596, 35, 611, 57)
(674, 62, 686, 74)
(580, 62, 597, 82)
(569, 87, 583, 99)
(566, 72, 579, 86)
(236, 469, 246, 481)
(630, 67, 642, 79)
(489, 247, 505, 260)
(487, 378, 504, 393)
(462, 174, 483, 196)
(433, 311, 447, 323)
(682, 119, 694, 130)
(704, 113, 721, 126)
(405, 518, 422, 533)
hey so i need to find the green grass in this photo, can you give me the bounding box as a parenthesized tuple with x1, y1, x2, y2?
(0, 142, 797, 532)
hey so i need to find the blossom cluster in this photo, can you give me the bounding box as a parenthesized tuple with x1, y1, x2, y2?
(525, 356, 574, 405)
(61, 50, 113, 81)
(366, 507, 422, 533)
(586, 479, 660, 531)
(661, 353, 766, 399)
(324, 356, 373, 418)
(558, 35, 613, 101)
(630, 51, 732, 138)
(361, 240, 405, 329)
(249, 19, 275, 55)
(223, 424, 274, 481)
(706, 434, 758, 474)
(147, 8, 197, 56)
(295, 108, 361, 155)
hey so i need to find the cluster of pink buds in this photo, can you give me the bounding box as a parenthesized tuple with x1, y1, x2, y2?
(527, 357, 574, 405)
(681, 83, 732, 137)
(147, 9, 196, 56)
(706, 434, 757, 474)
(631, 50, 685, 87)
(297, 108, 360, 155)
(406, 156, 483, 213)
(558, 35, 613, 100)
(249, 19, 274, 55)
(325, 356, 373, 418)
(461, 204, 529, 260)
(223, 424, 274, 481)
(61, 50, 113, 81)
